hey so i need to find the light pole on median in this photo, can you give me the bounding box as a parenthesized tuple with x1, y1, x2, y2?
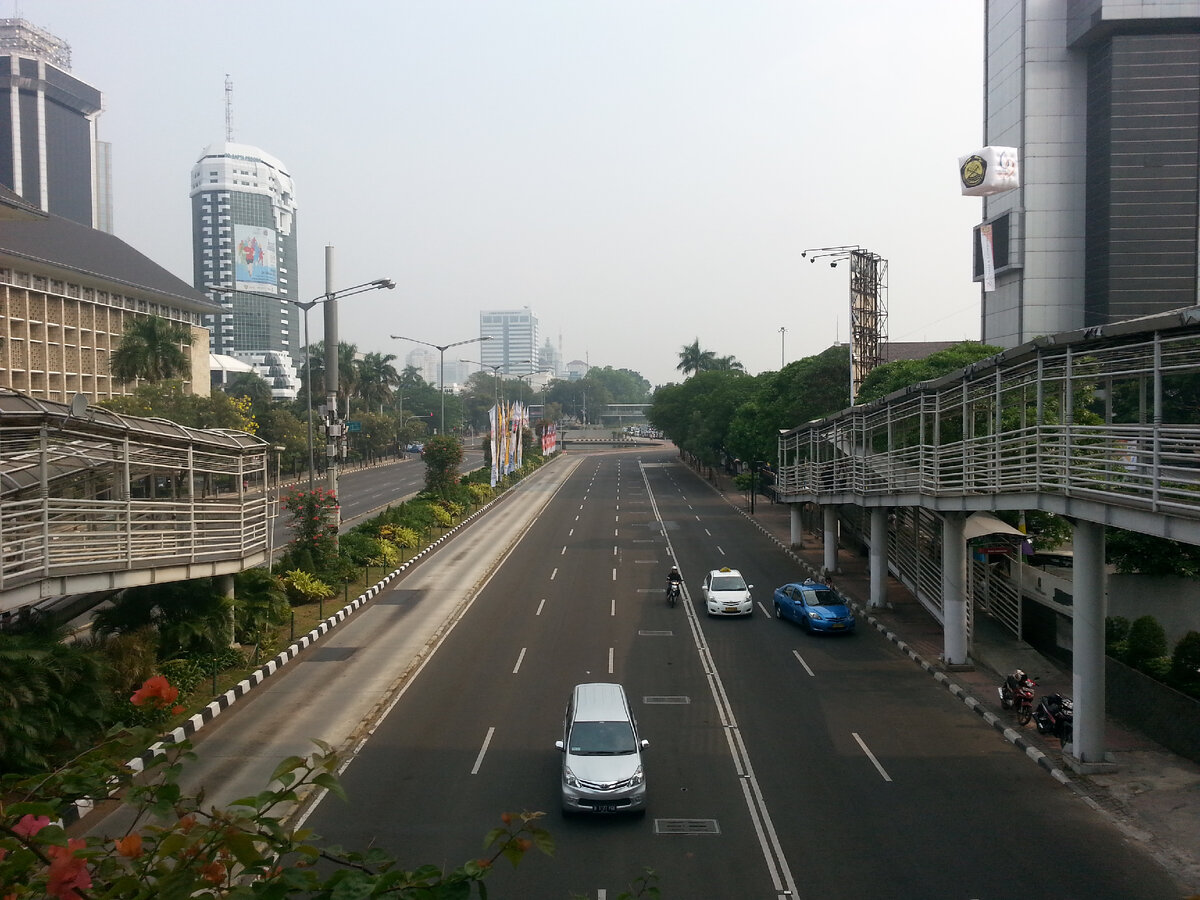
(460, 358, 504, 413)
(391, 334, 491, 436)
(209, 277, 394, 492)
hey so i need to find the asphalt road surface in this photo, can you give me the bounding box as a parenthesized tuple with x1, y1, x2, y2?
(296, 450, 1183, 899)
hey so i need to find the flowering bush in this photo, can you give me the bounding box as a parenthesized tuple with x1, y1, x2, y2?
(280, 487, 340, 567)
(0, 679, 553, 898)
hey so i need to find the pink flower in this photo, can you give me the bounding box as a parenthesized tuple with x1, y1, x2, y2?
(46, 839, 91, 899)
(130, 675, 179, 708)
(13, 814, 50, 838)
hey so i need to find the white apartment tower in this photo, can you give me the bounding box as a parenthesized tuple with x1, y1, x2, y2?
(479, 308, 539, 376)
(190, 141, 300, 400)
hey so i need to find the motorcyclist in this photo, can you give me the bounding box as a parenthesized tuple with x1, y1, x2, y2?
(666, 565, 683, 593)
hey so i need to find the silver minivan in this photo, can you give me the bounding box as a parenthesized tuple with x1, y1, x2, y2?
(555, 682, 648, 815)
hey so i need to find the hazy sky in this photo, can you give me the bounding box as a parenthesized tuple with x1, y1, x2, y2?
(26, 0, 985, 387)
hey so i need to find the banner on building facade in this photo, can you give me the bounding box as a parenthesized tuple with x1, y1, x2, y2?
(233, 224, 279, 293)
(958, 146, 1019, 197)
(980, 223, 996, 292)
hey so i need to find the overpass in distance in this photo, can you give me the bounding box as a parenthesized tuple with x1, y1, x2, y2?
(775, 305, 1200, 770)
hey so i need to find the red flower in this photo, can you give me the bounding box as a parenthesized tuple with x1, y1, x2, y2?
(130, 675, 179, 709)
(46, 839, 91, 899)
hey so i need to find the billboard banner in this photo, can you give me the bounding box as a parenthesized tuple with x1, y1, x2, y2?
(234, 224, 279, 294)
(980, 223, 996, 292)
(958, 147, 1019, 197)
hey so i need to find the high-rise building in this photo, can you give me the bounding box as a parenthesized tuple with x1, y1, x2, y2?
(978, 2, 1200, 347)
(190, 141, 300, 400)
(0, 18, 112, 232)
(479, 308, 539, 376)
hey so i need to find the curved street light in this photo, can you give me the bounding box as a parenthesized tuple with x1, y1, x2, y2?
(391, 334, 491, 435)
(461, 358, 505, 412)
(208, 277, 394, 490)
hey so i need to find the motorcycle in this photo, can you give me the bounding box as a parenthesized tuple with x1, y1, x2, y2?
(997, 669, 1037, 725)
(666, 580, 681, 608)
(1032, 693, 1074, 745)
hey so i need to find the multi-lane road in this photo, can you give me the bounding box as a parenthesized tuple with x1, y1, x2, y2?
(91, 446, 1185, 897)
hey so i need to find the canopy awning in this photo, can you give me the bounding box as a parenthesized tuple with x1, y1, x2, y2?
(964, 512, 1026, 543)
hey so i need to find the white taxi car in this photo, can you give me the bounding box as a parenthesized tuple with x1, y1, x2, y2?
(702, 567, 753, 617)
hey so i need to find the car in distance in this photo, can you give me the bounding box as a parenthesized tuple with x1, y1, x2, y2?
(556, 682, 648, 815)
(701, 567, 753, 617)
(773, 579, 855, 633)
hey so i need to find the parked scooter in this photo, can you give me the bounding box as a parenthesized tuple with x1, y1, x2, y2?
(998, 668, 1037, 725)
(1032, 693, 1074, 745)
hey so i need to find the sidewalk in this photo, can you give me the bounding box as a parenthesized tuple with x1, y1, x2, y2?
(699, 466, 1200, 893)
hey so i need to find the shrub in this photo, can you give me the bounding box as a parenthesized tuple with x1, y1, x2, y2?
(387, 525, 420, 550)
(1125, 615, 1169, 671)
(369, 539, 400, 568)
(282, 569, 333, 606)
(1105, 616, 1131, 656)
(338, 532, 383, 566)
(467, 482, 493, 504)
(1170, 630, 1200, 694)
(429, 503, 453, 528)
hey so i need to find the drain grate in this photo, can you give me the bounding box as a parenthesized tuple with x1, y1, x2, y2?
(654, 818, 720, 835)
(637, 630, 674, 637)
(643, 696, 690, 704)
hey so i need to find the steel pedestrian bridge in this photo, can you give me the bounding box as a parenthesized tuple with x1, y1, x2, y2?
(0, 390, 270, 613)
(776, 305, 1200, 768)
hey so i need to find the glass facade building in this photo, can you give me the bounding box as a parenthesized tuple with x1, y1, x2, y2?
(190, 142, 300, 400)
(479, 308, 539, 377)
(0, 19, 112, 232)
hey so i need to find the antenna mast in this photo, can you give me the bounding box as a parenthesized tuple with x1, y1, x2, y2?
(224, 75, 233, 141)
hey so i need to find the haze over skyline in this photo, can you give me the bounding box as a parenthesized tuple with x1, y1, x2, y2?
(26, 0, 985, 388)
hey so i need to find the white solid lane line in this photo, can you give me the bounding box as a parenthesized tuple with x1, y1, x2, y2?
(852, 732, 893, 782)
(471, 727, 496, 775)
(791, 649, 815, 677)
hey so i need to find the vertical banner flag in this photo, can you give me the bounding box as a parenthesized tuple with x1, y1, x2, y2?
(489, 405, 499, 487)
(980, 223, 996, 292)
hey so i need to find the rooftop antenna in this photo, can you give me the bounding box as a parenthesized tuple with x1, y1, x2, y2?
(224, 74, 234, 141)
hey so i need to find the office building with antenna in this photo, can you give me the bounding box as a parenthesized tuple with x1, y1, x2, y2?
(190, 78, 300, 399)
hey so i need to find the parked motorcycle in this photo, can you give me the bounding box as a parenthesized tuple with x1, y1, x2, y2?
(1032, 693, 1074, 745)
(666, 580, 681, 608)
(998, 668, 1037, 725)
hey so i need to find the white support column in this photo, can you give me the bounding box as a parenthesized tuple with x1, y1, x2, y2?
(822, 505, 839, 576)
(942, 512, 969, 666)
(790, 504, 804, 549)
(1071, 519, 1109, 765)
(869, 507, 888, 608)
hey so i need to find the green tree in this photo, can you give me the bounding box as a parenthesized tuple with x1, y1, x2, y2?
(677, 338, 716, 377)
(855, 341, 1002, 404)
(222, 370, 273, 409)
(1125, 615, 1169, 672)
(356, 351, 400, 413)
(100, 382, 251, 432)
(423, 433, 465, 497)
(1106, 529, 1200, 576)
(91, 580, 234, 660)
(0, 624, 115, 773)
(108, 316, 196, 384)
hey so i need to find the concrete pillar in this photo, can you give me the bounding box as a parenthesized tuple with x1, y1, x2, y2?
(1071, 519, 1107, 764)
(218, 573, 237, 648)
(822, 505, 839, 576)
(869, 507, 888, 608)
(942, 512, 969, 666)
(790, 504, 804, 549)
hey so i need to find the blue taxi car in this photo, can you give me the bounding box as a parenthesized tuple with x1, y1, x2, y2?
(772, 579, 855, 634)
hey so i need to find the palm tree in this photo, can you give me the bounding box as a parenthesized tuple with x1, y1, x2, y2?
(356, 352, 400, 413)
(710, 355, 746, 373)
(677, 339, 716, 377)
(109, 317, 195, 384)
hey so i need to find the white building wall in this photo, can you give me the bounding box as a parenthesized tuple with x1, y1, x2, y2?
(982, 0, 1089, 347)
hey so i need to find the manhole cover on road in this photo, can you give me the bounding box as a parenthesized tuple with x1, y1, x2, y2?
(654, 819, 720, 835)
(305, 646, 358, 662)
(643, 696, 690, 704)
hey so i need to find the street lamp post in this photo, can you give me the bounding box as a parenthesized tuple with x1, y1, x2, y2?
(391, 334, 491, 435)
(461, 358, 505, 413)
(207, 275, 394, 492)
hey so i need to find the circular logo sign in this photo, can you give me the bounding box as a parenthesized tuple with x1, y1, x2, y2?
(961, 155, 987, 188)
